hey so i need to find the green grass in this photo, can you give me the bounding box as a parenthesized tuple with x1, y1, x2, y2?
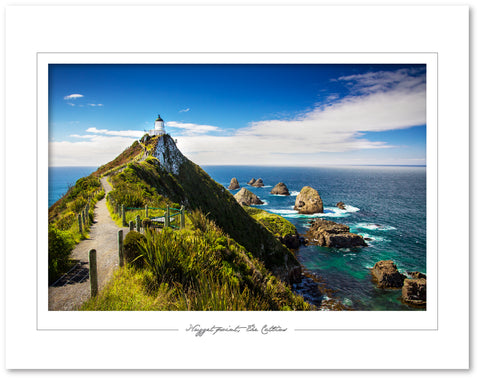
(48, 174, 104, 283)
(82, 217, 312, 311)
(244, 206, 297, 238)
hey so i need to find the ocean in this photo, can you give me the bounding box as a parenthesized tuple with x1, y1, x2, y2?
(49, 164, 426, 311)
(48, 166, 98, 207)
(203, 165, 427, 311)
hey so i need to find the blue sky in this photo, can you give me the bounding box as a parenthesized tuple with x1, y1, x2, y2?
(49, 64, 426, 166)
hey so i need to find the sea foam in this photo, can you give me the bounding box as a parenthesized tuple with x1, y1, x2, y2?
(354, 222, 396, 231)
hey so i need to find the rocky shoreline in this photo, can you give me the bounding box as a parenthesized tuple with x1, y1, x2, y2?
(227, 175, 426, 309)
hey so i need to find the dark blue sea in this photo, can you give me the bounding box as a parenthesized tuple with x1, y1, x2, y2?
(48, 166, 98, 207)
(203, 165, 427, 311)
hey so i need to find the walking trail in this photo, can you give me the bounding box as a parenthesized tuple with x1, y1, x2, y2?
(48, 177, 128, 311)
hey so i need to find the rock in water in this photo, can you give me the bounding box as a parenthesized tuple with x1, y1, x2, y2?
(402, 278, 426, 307)
(271, 182, 290, 196)
(336, 202, 346, 210)
(371, 260, 406, 288)
(247, 178, 256, 185)
(234, 188, 264, 206)
(251, 178, 264, 187)
(294, 186, 324, 214)
(306, 219, 367, 248)
(228, 177, 240, 190)
(407, 271, 426, 279)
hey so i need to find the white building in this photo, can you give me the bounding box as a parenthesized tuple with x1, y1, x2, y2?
(149, 114, 166, 136)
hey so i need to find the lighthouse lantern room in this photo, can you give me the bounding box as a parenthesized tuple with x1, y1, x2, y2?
(150, 114, 166, 136)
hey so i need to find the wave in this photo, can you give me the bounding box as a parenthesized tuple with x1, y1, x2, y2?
(359, 233, 390, 243)
(353, 222, 396, 231)
(290, 191, 300, 196)
(264, 204, 360, 219)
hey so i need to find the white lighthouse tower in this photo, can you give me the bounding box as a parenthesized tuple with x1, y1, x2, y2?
(150, 114, 166, 136)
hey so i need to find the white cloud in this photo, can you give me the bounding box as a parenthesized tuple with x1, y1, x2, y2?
(179, 108, 190, 113)
(176, 68, 426, 165)
(67, 103, 75, 107)
(86, 127, 144, 138)
(70, 134, 97, 139)
(64, 94, 84, 100)
(166, 121, 222, 136)
(50, 135, 137, 166)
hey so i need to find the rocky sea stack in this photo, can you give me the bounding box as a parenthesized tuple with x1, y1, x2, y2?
(306, 219, 367, 248)
(402, 278, 426, 307)
(336, 202, 346, 210)
(247, 178, 256, 185)
(228, 177, 240, 190)
(371, 260, 406, 288)
(294, 186, 324, 214)
(271, 182, 290, 196)
(234, 187, 264, 206)
(251, 178, 264, 187)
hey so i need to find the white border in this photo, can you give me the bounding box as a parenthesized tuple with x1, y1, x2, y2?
(37, 52, 438, 332)
(6, 5, 468, 370)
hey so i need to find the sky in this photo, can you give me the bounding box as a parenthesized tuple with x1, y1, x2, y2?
(49, 64, 426, 167)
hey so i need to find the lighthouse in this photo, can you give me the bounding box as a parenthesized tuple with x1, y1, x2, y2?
(150, 114, 166, 136)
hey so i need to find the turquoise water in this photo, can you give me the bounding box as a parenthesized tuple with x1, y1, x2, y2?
(203, 165, 427, 311)
(48, 166, 98, 207)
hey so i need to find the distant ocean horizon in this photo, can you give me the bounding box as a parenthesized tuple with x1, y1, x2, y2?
(49, 164, 426, 310)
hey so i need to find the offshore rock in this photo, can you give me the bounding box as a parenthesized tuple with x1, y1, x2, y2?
(294, 186, 324, 214)
(306, 219, 367, 248)
(402, 278, 427, 307)
(251, 178, 265, 187)
(228, 177, 240, 190)
(336, 202, 346, 210)
(407, 271, 426, 279)
(271, 182, 290, 196)
(371, 260, 406, 288)
(247, 178, 256, 185)
(234, 188, 264, 206)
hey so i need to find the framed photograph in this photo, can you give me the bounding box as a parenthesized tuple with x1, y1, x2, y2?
(5, 4, 469, 370)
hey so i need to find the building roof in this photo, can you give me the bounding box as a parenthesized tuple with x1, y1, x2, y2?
(155, 114, 164, 122)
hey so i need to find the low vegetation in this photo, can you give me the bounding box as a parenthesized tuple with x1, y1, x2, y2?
(244, 206, 297, 239)
(82, 212, 312, 311)
(48, 174, 103, 283)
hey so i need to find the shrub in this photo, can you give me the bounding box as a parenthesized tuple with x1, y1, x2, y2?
(142, 218, 152, 229)
(123, 231, 147, 267)
(48, 226, 75, 283)
(95, 190, 105, 201)
(188, 209, 218, 233)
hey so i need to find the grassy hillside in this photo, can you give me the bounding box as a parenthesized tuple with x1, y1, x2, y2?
(104, 135, 301, 281)
(82, 213, 312, 311)
(50, 133, 311, 310)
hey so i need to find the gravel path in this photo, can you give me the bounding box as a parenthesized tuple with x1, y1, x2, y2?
(48, 177, 129, 311)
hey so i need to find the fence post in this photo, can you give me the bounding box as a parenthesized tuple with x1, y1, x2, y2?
(78, 214, 83, 234)
(145, 205, 149, 218)
(122, 204, 126, 226)
(118, 230, 124, 267)
(82, 209, 86, 226)
(180, 206, 185, 229)
(89, 249, 98, 297)
(136, 215, 141, 232)
(129, 220, 134, 231)
(165, 206, 170, 228)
